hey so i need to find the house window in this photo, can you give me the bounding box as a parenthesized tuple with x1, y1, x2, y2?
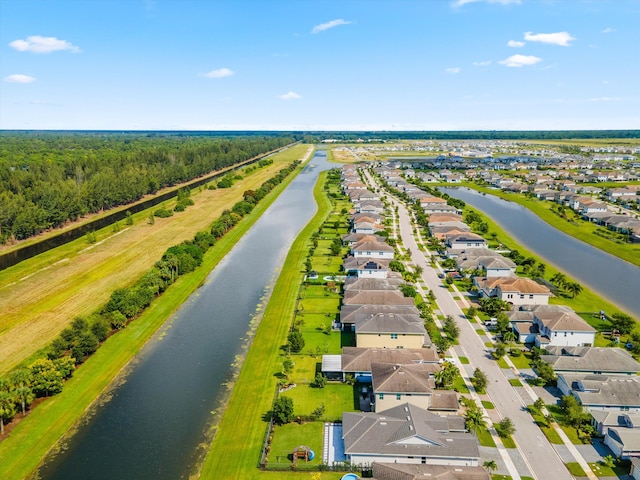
(396, 394, 401, 400)
(379, 393, 384, 400)
(390, 334, 398, 339)
(520, 295, 525, 299)
(529, 295, 534, 299)
(507, 294, 513, 299)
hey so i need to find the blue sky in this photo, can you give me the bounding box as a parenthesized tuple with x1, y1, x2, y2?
(1, 0, 639, 131)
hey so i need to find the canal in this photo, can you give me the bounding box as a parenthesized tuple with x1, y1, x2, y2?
(40, 152, 331, 480)
(441, 187, 640, 319)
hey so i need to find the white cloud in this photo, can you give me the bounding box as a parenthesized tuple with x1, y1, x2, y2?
(5, 74, 36, 83)
(9, 35, 80, 54)
(201, 68, 234, 78)
(311, 19, 352, 34)
(602, 27, 616, 34)
(499, 54, 542, 67)
(445, 67, 461, 74)
(452, 0, 520, 7)
(278, 91, 302, 100)
(507, 40, 525, 47)
(473, 61, 492, 67)
(524, 31, 575, 46)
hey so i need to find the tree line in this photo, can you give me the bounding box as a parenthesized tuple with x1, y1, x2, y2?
(0, 160, 301, 434)
(0, 132, 297, 243)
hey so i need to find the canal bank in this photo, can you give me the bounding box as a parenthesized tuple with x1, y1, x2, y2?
(442, 187, 640, 320)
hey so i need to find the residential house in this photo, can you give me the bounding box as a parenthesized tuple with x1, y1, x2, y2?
(445, 233, 487, 250)
(336, 347, 439, 383)
(370, 463, 490, 480)
(355, 312, 430, 349)
(540, 347, 640, 375)
(342, 403, 480, 466)
(352, 240, 395, 259)
(339, 304, 420, 332)
(474, 276, 551, 305)
(557, 374, 640, 412)
(343, 256, 391, 278)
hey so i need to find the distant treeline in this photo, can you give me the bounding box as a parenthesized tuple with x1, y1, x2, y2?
(303, 130, 640, 142)
(0, 132, 298, 243)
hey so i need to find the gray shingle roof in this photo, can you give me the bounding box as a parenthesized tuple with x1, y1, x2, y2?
(341, 347, 439, 373)
(542, 347, 640, 374)
(342, 404, 479, 460)
(371, 363, 437, 394)
(371, 462, 490, 480)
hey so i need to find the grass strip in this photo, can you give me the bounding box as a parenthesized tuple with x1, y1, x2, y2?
(199, 172, 332, 478)
(500, 434, 517, 449)
(0, 157, 309, 480)
(565, 462, 587, 477)
(509, 378, 523, 387)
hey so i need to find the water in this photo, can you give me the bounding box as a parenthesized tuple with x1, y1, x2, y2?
(442, 187, 640, 319)
(40, 152, 331, 480)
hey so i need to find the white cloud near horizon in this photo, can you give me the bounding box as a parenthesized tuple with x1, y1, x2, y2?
(5, 74, 36, 83)
(524, 31, 575, 46)
(499, 54, 542, 67)
(201, 68, 234, 78)
(311, 19, 352, 34)
(473, 61, 492, 67)
(445, 67, 461, 74)
(9, 35, 80, 53)
(278, 91, 302, 100)
(507, 40, 525, 47)
(602, 27, 616, 33)
(452, 0, 520, 7)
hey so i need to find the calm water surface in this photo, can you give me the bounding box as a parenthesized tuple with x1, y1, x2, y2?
(40, 152, 331, 480)
(442, 187, 640, 319)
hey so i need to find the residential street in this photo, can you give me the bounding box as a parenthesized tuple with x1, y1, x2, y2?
(370, 171, 574, 480)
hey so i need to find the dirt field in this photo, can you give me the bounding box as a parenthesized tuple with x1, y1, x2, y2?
(0, 145, 313, 374)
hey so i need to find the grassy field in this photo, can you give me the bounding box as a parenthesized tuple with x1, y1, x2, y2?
(199, 172, 333, 478)
(465, 183, 640, 267)
(0, 149, 312, 480)
(0, 144, 312, 375)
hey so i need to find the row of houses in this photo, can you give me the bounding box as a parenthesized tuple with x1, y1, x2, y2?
(328, 166, 484, 470)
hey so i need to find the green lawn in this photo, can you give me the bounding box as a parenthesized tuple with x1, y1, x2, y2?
(531, 413, 563, 444)
(547, 405, 588, 444)
(509, 378, 523, 387)
(565, 462, 587, 477)
(482, 400, 495, 409)
(458, 356, 470, 364)
(500, 434, 517, 449)
(282, 383, 354, 422)
(268, 421, 324, 466)
(507, 352, 532, 370)
(496, 357, 509, 369)
(588, 460, 630, 477)
(476, 427, 496, 447)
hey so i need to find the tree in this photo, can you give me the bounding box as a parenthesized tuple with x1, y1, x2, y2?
(493, 343, 506, 359)
(533, 397, 546, 414)
(533, 360, 556, 385)
(611, 312, 635, 335)
(313, 373, 326, 389)
(272, 396, 294, 425)
(471, 368, 488, 393)
(483, 460, 498, 474)
(560, 395, 590, 428)
(435, 361, 458, 388)
(287, 331, 305, 353)
(550, 272, 567, 287)
(496, 417, 515, 438)
(443, 315, 460, 342)
(0, 390, 17, 434)
(9, 369, 33, 415)
(479, 297, 509, 317)
(464, 404, 486, 433)
(399, 284, 417, 298)
(565, 281, 583, 298)
(29, 358, 64, 397)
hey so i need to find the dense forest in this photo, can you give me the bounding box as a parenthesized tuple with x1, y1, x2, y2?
(0, 132, 297, 243)
(304, 130, 640, 142)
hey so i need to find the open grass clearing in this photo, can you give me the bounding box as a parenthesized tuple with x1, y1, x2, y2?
(283, 383, 354, 422)
(0, 144, 313, 375)
(268, 421, 324, 466)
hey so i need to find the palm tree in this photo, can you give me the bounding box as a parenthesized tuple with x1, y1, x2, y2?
(464, 405, 487, 433)
(550, 272, 567, 287)
(9, 369, 33, 415)
(566, 281, 583, 298)
(435, 361, 458, 388)
(483, 459, 498, 474)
